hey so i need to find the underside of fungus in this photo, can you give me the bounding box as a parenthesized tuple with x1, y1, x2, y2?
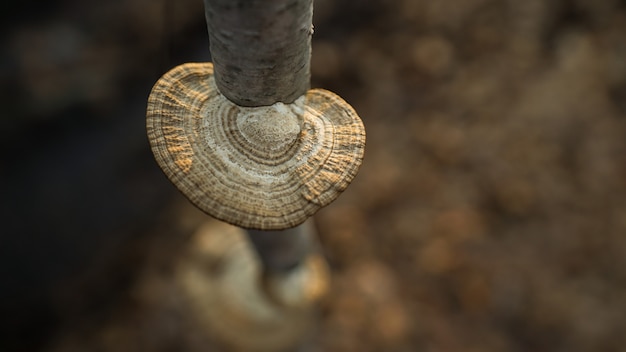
(147, 63, 365, 230)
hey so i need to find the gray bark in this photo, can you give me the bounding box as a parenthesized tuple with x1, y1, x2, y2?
(247, 220, 316, 273)
(203, 0, 317, 273)
(203, 0, 313, 106)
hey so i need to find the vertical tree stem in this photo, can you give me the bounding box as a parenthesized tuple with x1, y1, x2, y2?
(203, 0, 317, 273)
(203, 0, 313, 106)
(247, 220, 316, 273)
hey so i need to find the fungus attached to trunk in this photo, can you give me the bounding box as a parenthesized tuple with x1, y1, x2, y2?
(147, 62, 364, 230)
(148, 0, 365, 234)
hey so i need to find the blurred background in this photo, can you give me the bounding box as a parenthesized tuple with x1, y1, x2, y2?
(2, 0, 626, 351)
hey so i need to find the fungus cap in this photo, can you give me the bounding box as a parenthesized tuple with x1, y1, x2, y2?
(147, 63, 365, 230)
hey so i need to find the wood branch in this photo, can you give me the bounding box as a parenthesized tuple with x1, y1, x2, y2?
(203, 0, 313, 106)
(246, 220, 316, 273)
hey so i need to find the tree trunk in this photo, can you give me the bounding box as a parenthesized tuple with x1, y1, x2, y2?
(204, 0, 317, 273)
(203, 0, 313, 106)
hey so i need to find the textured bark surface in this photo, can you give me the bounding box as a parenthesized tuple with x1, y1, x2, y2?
(204, 0, 313, 106)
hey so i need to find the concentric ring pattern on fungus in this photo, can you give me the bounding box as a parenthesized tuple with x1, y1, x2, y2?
(147, 63, 365, 230)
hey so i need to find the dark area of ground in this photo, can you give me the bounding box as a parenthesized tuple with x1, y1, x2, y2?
(2, 0, 626, 351)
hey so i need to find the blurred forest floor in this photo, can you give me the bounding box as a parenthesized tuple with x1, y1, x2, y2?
(2, 0, 626, 351)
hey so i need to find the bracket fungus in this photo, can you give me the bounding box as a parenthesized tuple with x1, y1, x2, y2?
(147, 63, 365, 230)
